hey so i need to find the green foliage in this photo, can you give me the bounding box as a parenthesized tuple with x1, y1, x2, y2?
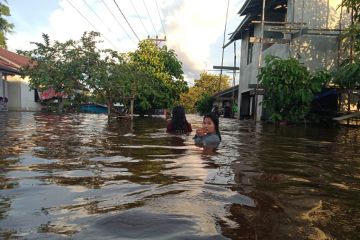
(329, 0, 360, 116)
(19, 33, 186, 115)
(341, 23, 360, 59)
(178, 72, 230, 113)
(129, 40, 187, 114)
(19, 32, 140, 113)
(19, 33, 81, 95)
(332, 59, 360, 89)
(340, 0, 360, 22)
(259, 56, 325, 123)
(339, 0, 360, 60)
(196, 94, 215, 115)
(0, 0, 14, 48)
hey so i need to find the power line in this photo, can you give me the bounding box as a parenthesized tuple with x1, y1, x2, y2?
(154, 0, 166, 36)
(100, 0, 137, 46)
(113, 0, 140, 42)
(82, 0, 111, 32)
(65, 0, 119, 50)
(218, 0, 230, 99)
(142, 0, 157, 36)
(129, 0, 150, 37)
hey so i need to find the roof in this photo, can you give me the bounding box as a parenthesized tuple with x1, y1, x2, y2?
(238, 0, 261, 16)
(0, 48, 30, 75)
(226, 15, 254, 46)
(213, 85, 239, 98)
(0, 48, 30, 68)
(239, 0, 287, 16)
(0, 58, 19, 74)
(225, 0, 287, 47)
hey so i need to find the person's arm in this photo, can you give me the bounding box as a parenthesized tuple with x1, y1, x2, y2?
(193, 128, 204, 143)
(193, 134, 204, 145)
(194, 134, 220, 148)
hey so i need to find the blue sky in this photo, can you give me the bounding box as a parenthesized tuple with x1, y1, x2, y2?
(6, 0, 244, 85)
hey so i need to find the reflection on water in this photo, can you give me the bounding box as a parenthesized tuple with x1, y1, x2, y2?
(0, 112, 359, 239)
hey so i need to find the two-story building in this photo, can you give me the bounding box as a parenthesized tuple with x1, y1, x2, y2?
(227, 0, 350, 120)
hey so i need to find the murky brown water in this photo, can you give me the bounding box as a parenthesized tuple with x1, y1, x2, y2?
(0, 112, 359, 239)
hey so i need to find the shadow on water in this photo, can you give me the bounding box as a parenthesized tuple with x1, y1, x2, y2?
(0, 112, 359, 239)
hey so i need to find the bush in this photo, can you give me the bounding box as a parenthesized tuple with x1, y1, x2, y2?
(259, 56, 324, 123)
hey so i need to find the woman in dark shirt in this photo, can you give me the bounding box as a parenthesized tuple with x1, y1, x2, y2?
(166, 105, 192, 134)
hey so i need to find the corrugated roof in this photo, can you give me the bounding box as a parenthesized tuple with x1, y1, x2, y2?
(238, 0, 261, 16)
(0, 48, 30, 68)
(0, 58, 19, 74)
(225, 0, 287, 47)
(213, 85, 239, 98)
(226, 15, 255, 46)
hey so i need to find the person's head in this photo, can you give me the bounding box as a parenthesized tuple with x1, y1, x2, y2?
(170, 105, 189, 132)
(172, 105, 186, 120)
(202, 113, 221, 140)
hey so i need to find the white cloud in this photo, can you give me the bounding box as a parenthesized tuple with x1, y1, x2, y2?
(7, 0, 243, 85)
(163, 0, 236, 84)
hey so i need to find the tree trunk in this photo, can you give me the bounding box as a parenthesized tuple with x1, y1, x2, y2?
(107, 99, 112, 116)
(58, 98, 64, 113)
(347, 91, 351, 126)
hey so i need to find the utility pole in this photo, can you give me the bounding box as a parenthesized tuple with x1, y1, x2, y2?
(254, 0, 266, 122)
(130, 84, 136, 120)
(147, 35, 167, 45)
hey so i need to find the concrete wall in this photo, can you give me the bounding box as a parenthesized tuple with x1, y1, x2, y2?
(0, 73, 5, 97)
(287, 0, 350, 70)
(288, 0, 346, 29)
(237, 0, 351, 120)
(7, 75, 41, 111)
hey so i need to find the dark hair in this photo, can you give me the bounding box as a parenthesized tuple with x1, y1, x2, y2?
(203, 113, 221, 141)
(171, 105, 189, 133)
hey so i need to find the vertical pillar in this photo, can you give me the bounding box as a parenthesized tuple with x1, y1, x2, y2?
(130, 97, 134, 120)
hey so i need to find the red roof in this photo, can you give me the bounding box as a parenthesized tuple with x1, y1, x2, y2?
(0, 48, 30, 68)
(0, 59, 19, 74)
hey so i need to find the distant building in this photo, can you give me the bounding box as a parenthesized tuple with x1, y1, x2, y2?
(227, 0, 350, 120)
(0, 48, 41, 111)
(212, 85, 239, 118)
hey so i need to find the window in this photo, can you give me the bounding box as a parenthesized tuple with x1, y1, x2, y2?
(247, 26, 254, 65)
(247, 42, 253, 64)
(34, 89, 40, 102)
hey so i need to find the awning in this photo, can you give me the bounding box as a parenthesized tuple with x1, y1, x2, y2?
(39, 88, 66, 100)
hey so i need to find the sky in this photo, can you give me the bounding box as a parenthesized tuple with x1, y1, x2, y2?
(6, 0, 245, 86)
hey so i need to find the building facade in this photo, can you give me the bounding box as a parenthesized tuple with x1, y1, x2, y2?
(228, 0, 350, 120)
(0, 48, 41, 112)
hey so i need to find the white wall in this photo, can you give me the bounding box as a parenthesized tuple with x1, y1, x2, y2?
(7, 76, 41, 111)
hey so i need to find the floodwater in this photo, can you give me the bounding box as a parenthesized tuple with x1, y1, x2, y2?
(0, 112, 359, 240)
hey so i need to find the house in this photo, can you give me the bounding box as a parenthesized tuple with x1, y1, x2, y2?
(226, 0, 350, 120)
(0, 48, 41, 111)
(212, 85, 239, 118)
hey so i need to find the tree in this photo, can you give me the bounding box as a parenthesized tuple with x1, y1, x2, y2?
(178, 72, 230, 113)
(19, 32, 139, 114)
(0, 0, 14, 48)
(259, 56, 324, 123)
(339, 0, 360, 61)
(75, 32, 140, 115)
(332, 59, 360, 113)
(328, 0, 360, 113)
(19, 33, 82, 112)
(129, 40, 188, 114)
(196, 94, 215, 115)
